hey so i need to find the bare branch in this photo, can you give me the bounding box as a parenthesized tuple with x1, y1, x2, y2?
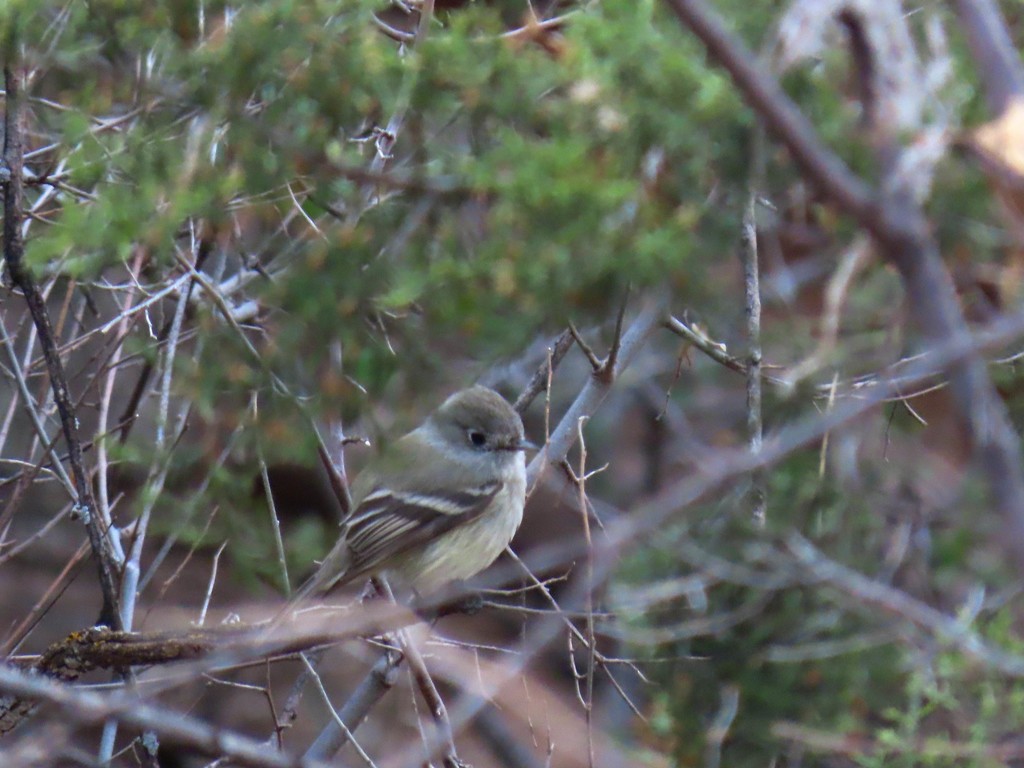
(512, 328, 574, 414)
(0, 663, 333, 768)
(741, 131, 765, 526)
(567, 322, 603, 373)
(663, 315, 747, 376)
(529, 302, 665, 485)
(298, 654, 376, 767)
(374, 577, 464, 768)
(598, 291, 629, 383)
(302, 646, 402, 761)
(785, 533, 1024, 675)
(2, 58, 122, 627)
(953, 0, 1024, 114)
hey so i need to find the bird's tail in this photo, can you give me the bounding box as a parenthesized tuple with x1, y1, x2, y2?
(271, 537, 353, 626)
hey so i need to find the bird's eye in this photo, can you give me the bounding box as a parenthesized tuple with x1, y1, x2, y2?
(468, 430, 487, 448)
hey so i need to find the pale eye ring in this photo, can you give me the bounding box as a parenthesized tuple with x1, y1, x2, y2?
(468, 430, 487, 448)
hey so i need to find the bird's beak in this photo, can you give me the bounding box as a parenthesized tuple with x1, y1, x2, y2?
(513, 438, 539, 452)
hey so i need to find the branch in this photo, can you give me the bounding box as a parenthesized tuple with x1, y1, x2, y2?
(953, 0, 1024, 114)
(302, 644, 402, 761)
(528, 301, 665, 483)
(785, 533, 1024, 675)
(2, 61, 122, 626)
(512, 328, 574, 414)
(0, 663, 332, 768)
(663, 315, 746, 376)
(0, 596, 441, 738)
(375, 576, 464, 768)
(662, 1, 877, 224)
(741, 133, 765, 525)
(567, 322, 604, 372)
(351, 0, 436, 219)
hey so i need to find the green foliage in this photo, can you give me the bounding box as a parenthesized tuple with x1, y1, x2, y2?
(15, 0, 756, 411)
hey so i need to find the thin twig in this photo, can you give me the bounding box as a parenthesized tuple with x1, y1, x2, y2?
(375, 577, 464, 768)
(259, 449, 292, 595)
(319, 340, 354, 518)
(512, 329, 574, 415)
(573, 417, 596, 768)
(598, 291, 629, 383)
(567, 322, 603, 373)
(0, 318, 76, 497)
(741, 128, 765, 526)
(663, 315, 747, 376)
(197, 542, 228, 628)
(302, 645, 403, 761)
(299, 655, 377, 767)
(99, 236, 194, 763)
(782, 238, 871, 386)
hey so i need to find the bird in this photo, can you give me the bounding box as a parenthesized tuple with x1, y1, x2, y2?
(286, 385, 533, 610)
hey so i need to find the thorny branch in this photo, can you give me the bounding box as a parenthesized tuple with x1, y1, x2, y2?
(2, 59, 123, 627)
(530, 301, 665, 483)
(512, 328, 575, 414)
(741, 128, 765, 525)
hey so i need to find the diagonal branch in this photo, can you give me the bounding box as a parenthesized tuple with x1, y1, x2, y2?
(953, 0, 1024, 114)
(599, 291, 630, 383)
(302, 644, 402, 761)
(530, 301, 665, 482)
(512, 328, 575, 414)
(2, 60, 122, 627)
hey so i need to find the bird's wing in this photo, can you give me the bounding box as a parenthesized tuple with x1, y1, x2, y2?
(338, 480, 504, 586)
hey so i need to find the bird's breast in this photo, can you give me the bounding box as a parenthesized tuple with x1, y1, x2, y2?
(392, 459, 526, 592)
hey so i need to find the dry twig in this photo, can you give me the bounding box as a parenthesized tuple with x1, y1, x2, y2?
(2, 58, 123, 628)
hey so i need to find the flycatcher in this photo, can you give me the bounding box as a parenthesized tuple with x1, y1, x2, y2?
(291, 385, 532, 603)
